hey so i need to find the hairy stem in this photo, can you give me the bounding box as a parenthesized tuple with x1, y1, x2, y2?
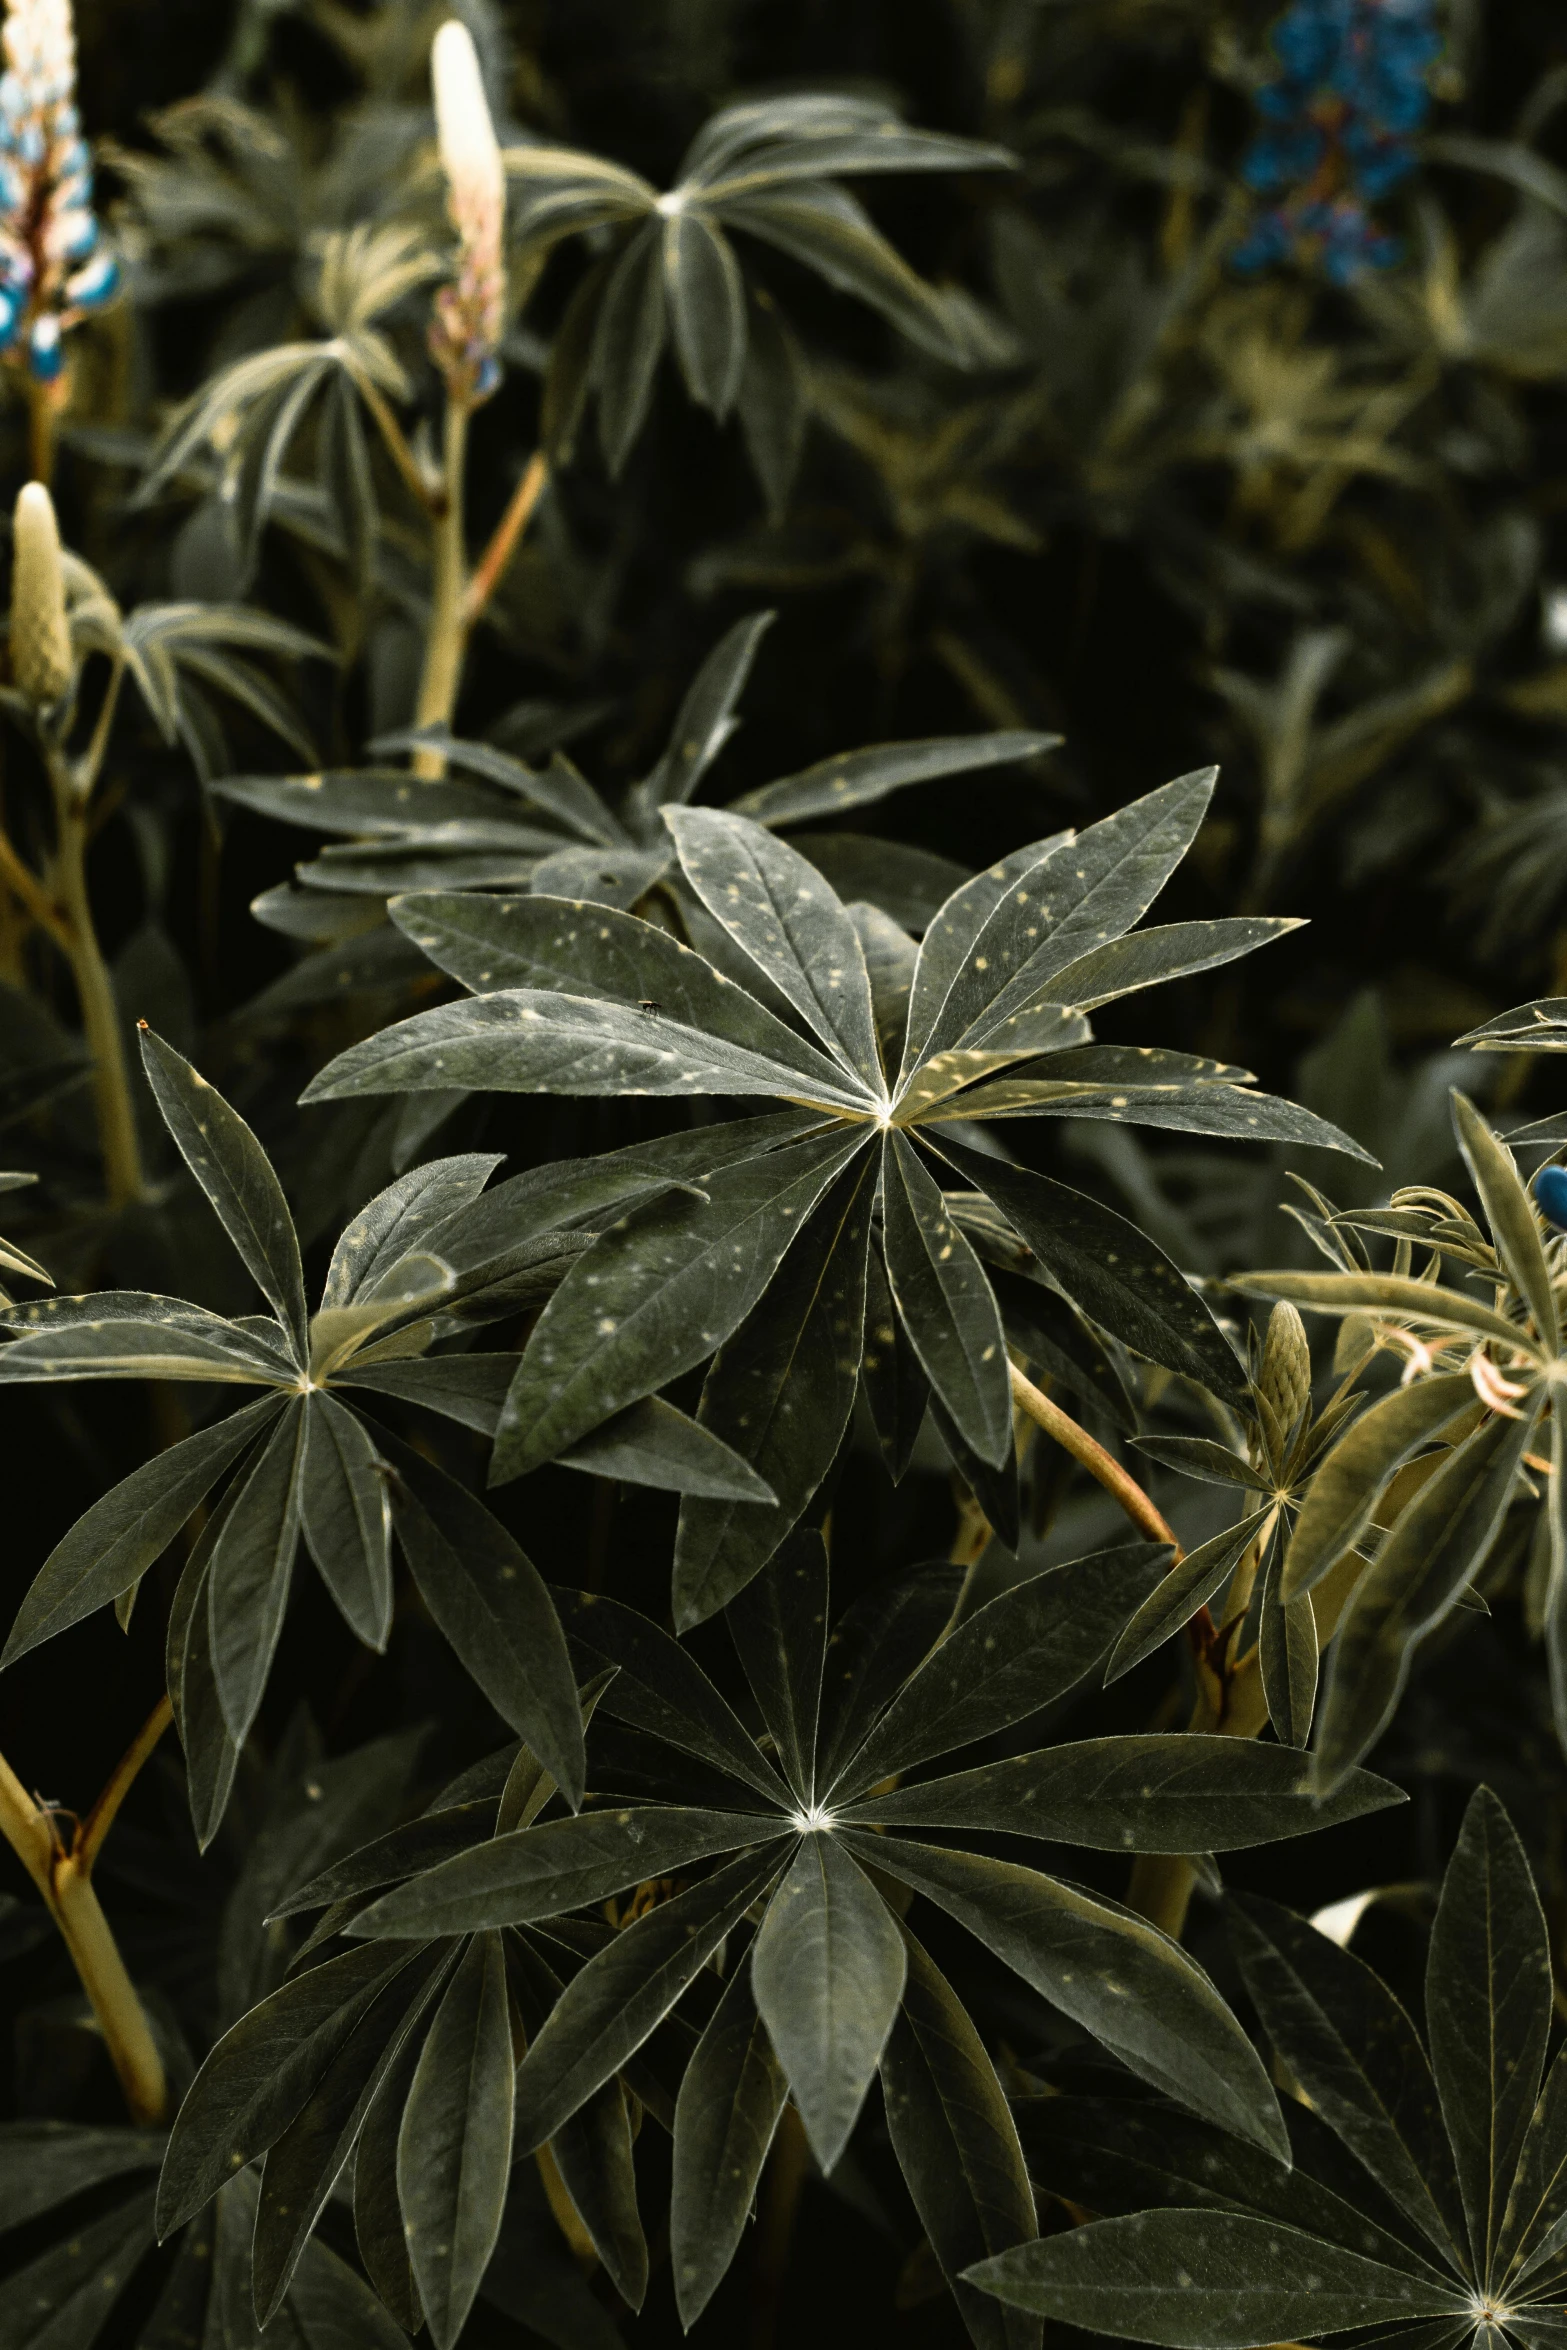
(0, 1738, 167, 2124)
(48, 752, 145, 1207)
(413, 397, 472, 777)
(464, 449, 548, 627)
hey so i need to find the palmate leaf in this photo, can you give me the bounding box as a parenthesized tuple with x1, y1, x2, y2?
(326, 1552, 1397, 2209)
(395, 1931, 514, 2350)
(309, 784, 1360, 1591)
(977, 1785, 1567, 2348)
(515, 91, 1010, 483)
(234, 606, 1056, 929)
(0, 1041, 653, 1836)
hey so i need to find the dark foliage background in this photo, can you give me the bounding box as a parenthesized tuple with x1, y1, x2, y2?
(6, 1, 1567, 2344)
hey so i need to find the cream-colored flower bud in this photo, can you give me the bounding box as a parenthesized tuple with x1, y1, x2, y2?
(11, 481, 71, 707)
(431, 20, 504, 259)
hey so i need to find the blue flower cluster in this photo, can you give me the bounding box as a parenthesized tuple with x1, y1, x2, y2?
(0, 0, 117, 383)
(1233, 0, 1441, 285)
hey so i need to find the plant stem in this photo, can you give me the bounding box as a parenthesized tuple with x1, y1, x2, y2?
(78, 1696, 172, 1868)
(47, 750, 144, 1207)
(1008, 1362, 1182, 1552)
(464, 449, 548, 627)
(413, 396, 472, 777)
(0, 1736, 167, 2125)
(26, 377, 58, 489)
(536, 2142, 598, 2266)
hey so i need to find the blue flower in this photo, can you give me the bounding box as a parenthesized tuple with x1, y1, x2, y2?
(1235, 0, 1439, 282)
(1535, 1165, 1567, 1235)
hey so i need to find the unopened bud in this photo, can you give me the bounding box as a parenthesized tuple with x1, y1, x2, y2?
(432, 21, 503, 258)
(11, 478, 71, 704)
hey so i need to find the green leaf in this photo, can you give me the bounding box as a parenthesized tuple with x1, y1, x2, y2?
(882, 1133, 1012, 1468)
(299, 1394, 391, 1649)
(847, 1735, 1401, 1848)
(663, 208, 747, 414)
(1132, 1437, 1271, 1492)
(165, 1519, 240, 1853)
(559, 1392, 777, 1499)
(881, 1927, 1040, 2350)
(727, 279, 805, 513)
(593, 219, 667, 474)
(350, 1804, 775, 1938)
(631, 610, 775, 816)
(398, 1932, 515, 2350)
(378, 1433, 585, 1809)
(751, 1831, 905, 2169)
(815, 1564, 963, 1786)
(0, 1298, 292, 1385)
(391, 889, 855, 1096)
(0, 2190, 156, 2350)
(550, 2072, 649, 2311)
(252, 1947, 449, 2319)
(933, 1137, 1245, 1401)
(1105, 1517, 1265, 1685)
(1012, 2092, 1446, 2270)
(139, 1029, 308, 1358)
(1498, 2045, 1567, 2284)
(920, 772, 1217, 1059)
(860, 1237, 931, 1482)
(301, 985, 869, 1112)
(732, 733, 1059, 830)
(341, 1352, 518, 1437)
(288, 2230, 413, 2350)
(939, 1072, 1375, 1160)
(1258, 1538, 1319, 1749)
(1233, 1268, 1529, 1352)
(349, 2002, 425, 2331)
(0, 2125, 162, 2229)
(321, 1155, 504, 1308)
(556, 1587, 791, 1806)
(670, 1958, 788, 2326)
(848, 1834, 1286, 2158)
(206, 1399, 307, 1745)
(1, 1394, 284, 1666)
(156, 1940, 422, 2235)
(1314, 1403, 1542, 1794)
(664, 805, 883, 1089)
(963, 2209, 1465, 2344)
(274, 1801, 497, 1922)
(726, 1529, 830, 1804)
(834, 1544, 1169, 1797)
(1427, 1786, 1553, 2280)
(514, 1845, 790, 2150)
(1281, 1374, 1475, 1602)
(673, 1155, 873, 1627)
(716, 181, 969, 360)
(1005, 918, 1300, 1023)
(493, 1127, 868, 1482)
(1227, 1893, 1468, 2268)
(1452, 1091, 1559, 1350)
(903, 843, 1069, 1076)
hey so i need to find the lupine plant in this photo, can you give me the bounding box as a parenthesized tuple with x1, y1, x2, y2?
(3, 1, 1567, 2347)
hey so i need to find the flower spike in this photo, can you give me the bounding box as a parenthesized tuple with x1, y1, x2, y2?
(0, 0, 117, 385)
(429, 18, 505, 404)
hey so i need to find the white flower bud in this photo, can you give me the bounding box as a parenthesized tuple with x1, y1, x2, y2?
(431, 20, 503, 262)
(11, 478, 71, 705)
